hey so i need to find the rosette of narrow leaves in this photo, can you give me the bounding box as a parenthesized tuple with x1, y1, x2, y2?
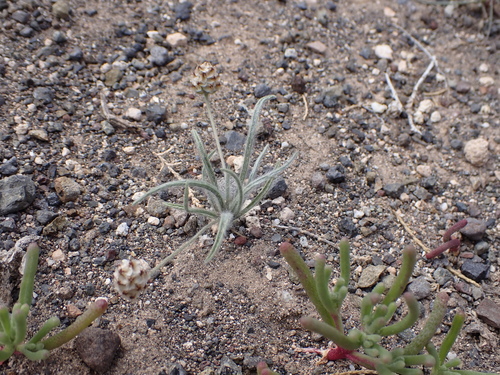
(280, 240, 495, 375)
(113, 258, 151, 301)
(0, 243, 108, 364)
(134, 93, 297, 278)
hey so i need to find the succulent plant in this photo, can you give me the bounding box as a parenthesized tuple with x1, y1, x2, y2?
(133, 62, 297, 279)
(278, 240, 495, 375)
(0, 243, 108, 364)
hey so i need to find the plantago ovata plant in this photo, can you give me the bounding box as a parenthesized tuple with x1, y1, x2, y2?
(279, 240, 495, 375)
(0, 243, 107, 364)
(132, 62, 297, 280)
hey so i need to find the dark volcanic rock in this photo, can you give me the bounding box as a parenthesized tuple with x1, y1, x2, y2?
(0, 175, 36, 215)
(75, 328, 121, 373)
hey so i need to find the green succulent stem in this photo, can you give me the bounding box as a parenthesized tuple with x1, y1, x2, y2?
(41, 298, 108, 350)
(300, 317, 359, 351)
(379, 293, 419, 336)
(0, 306, 12, 340)
(404, 292, 449, 356)
(18, 243, 40, 306)
(382, 245, 417, 306)
(279, 242, 336, 327)
(438, 311, 465, 363)
(27, 317, 61, 345)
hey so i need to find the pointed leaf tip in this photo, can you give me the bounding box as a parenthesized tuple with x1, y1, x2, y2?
(279, 242, 294, 255)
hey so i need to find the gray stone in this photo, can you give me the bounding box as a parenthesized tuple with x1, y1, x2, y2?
(460, 218, 487, 241)
(433, 267, 453, 286)
(358, 265, 386, 288)
(1, 218, 16, 232)
(0, 175, 36, 215)
(359, 46, 374, 59)
(474, 241, 490, 256)
(323, 85, 343, 108)
(266, 177, 288, 199)
(477, 299, 500, 329)
(310, 172, 326, 190)
(146, 199, 169, 218)
(166, 363, 187, 375)
(174, 1, 193, 21)
(68, 47, 83, 61)
(383, 183, 405, 198)
(19, 27, 34, 38)
(217, 356, 242, 375)
(461, 259, 489, 282)
(407, 276, 432, 300)
(338, 218, 358, 237)
(52, 0, 70, 20)
(35, 210, 58, 225)
(149, 46, 172, 66)
(0, 157, 19, 176)
(104, 68, 123, 87)
(145, 104, 167, 123)
(33, 87, 54, 104)
(326, 165, 345, 183)
(254, 83, 272, 98)
(11, 10, 30, 24)
(53, 30, 67, 43)
(277, 103, 289, 113)
(224, 131, 246, 151)
(75, 328, 121, 373)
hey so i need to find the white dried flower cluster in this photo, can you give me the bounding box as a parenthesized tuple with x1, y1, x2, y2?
(190, 61, 220, 95)
(113, 258, 150, 301)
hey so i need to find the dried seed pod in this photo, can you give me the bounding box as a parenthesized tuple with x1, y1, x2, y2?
(113, 258, 150, 301)
(191, 61, 221, 95)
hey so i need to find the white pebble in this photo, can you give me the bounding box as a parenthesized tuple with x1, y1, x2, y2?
(413, 111, 424, 124)
(416, 165, 432, 177)
(116, 222, 129, 236)
(279, 207, 295, 222)
(123, 146, 136, 155)
(417, 99, 434, 114)
(430, 111, 441, 123)
(100, 63, 112, 74)
(479, 76, 494, 87)
(479, 63, 489, 73)
(147, 217, 160, 226)
(166, 32, 188, 47)
(353, 209, 365, 219)
(299, 236, 309, 247)
(371, 102, 387, 114)
(464, 137, 490, 167)
(284, 48, 298, 59)
(374, 44, 393, 60)
(125, 107, 142, 121)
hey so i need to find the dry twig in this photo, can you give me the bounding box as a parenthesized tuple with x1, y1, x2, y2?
(154, 148, 202, 208)
(302, 93, 309, 120)
(100, 91, 141, 131)
(273, 224, 337, 247)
